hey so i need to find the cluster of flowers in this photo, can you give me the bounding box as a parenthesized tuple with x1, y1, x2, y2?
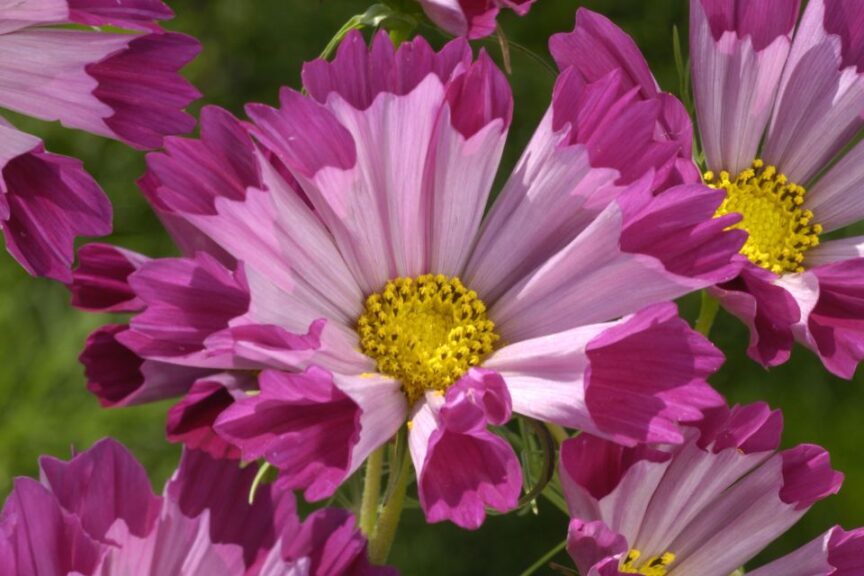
(3, 0, 864, 574)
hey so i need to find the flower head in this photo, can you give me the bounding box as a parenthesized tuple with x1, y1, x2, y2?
(0, 438, 393, 575)
(73, 30, 744, 529)
(687, 0, 864, 376)
(0, 0, 200, 281)
(560, 402, 860, 576)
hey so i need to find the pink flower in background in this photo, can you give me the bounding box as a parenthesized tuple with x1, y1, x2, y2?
(689, 0, 864, 377)
(0, 438, 394, 575)
(0, 0, 200, 281)
(561, 402, 860, 576)
(417, 0, 535, 39)
(72, 30, 743, 529)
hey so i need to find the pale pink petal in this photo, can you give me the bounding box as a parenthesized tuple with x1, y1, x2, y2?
(489, 185, 743, 341)
(95, 505, 246, 576)
(690, 0, 793, 174)
(670, 447, 841, 574)
(145, 106, 363, 324)
(806, 236, 864, 266)
(750, 526, 864, 576)
(806, 137, 864, 232)
(764, 0, 864, 183)
(0, 29, 198, 148)
(465, 62, 687, 302)
(487, 304, 724, 445)
(560, 435, 671, 544)
(0, 0, 67, 34)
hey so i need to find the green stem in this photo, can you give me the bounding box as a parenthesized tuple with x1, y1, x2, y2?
(369, 443, 411, 564)
(359, 446, 385, 537)
(695, 290, 720, 337)
(545, 423, 568, 444)
(518, 539, 568, 576)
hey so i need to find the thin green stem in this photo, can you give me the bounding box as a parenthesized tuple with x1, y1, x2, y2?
(695, 290, 721, 337)
(546, 423, 568, 444)
(518, 539, 569, 576)
(369, 442, 412, 564)
(359, 446, 385, 537)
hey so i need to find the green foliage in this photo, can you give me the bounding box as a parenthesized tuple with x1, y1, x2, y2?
(0, 1, 862, 574)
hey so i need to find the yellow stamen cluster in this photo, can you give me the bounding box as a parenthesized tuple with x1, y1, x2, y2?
(357, 274, 498, 405)
(620, 549, 676, 576)
(706, 159, 822, 274)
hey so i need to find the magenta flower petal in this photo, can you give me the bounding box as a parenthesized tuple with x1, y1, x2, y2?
(780, 444, 844, 510)
(86, 31, 200, 149)
(0, 127, 110, 282)
(417, 0, 535, 39)
(0, 478, 103, 576)
(38, 438, 161, 541)
(215, 367, 363, 501)
(119, 253, 250, 364)
(710, 262, 801, 367)
(67, 0, 174, 30)
(798, 259, 864, 379)
(166, 374, 255, 459)
(70, 243, 149, 312)
(80, 324, 212, 407)
(584, 303, 725, 445)
(166, 449, 298, 569)
(566, 519, 629, 576)
(410, 378, 522, 529)
(281, 507, 396, 576)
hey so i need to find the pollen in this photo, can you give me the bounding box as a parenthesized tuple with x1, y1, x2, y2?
(706, 159, 822, 274)
(357, 274, 498, 405)
(620, 549, 676, 576)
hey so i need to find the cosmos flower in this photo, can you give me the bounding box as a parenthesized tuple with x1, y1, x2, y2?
(560, 402, 862, 576)
(416, 0, 535, 39)
(0, 0, 200, 281)
(72, 30, 744, 529)
(0, 438, 393, 575)
(690, 0, 864, 377)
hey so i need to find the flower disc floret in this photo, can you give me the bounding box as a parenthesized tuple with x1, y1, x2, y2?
(706, 159, 822, 274)
(620, 549, 676, 575)
(357, 274, 498, 404)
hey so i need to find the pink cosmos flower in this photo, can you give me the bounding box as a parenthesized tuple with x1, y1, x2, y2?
(0, 0, 200, 281)
(417, 0, 536, 39)
(560, 402, 862, 576)
(688, 0, 864, 377)
(0, 438, 394, 575)
(71, 31, 744, 529)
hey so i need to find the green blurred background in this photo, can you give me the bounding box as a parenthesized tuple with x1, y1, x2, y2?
(0, 1, 862, 574)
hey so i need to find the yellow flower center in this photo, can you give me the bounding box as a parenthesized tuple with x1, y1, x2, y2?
(620, 549, 676, 576)
(705, 159, 822, 274)
(357, 274, 498, 405)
